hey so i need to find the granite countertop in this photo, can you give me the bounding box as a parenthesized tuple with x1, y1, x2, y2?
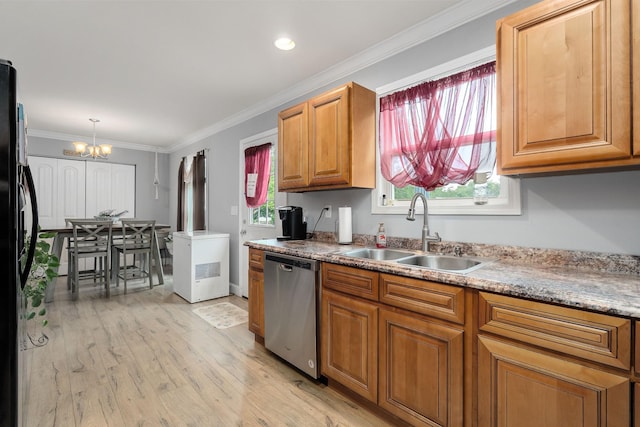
(246, 237, 640, 319)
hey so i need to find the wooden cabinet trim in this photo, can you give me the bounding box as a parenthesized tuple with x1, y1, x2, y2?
(479, 292, 631, 370)
(379, 273, 465, 325)
(322, 263, 379, 301)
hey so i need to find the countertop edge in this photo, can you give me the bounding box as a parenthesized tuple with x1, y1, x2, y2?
(246, 239, 640, 319)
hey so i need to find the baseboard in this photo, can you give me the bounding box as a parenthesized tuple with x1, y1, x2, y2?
(229, 281, 240, 296)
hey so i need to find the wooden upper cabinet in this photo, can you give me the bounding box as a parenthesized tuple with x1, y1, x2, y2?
(278, 102, 309, 190)
(308, 85, 351, 187)
(634, 0, 640, 157)
(277, 82, 376, 192)
(497, 0, 634, 175)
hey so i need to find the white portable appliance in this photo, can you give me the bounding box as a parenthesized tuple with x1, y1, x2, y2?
(172, 231, 230, 303)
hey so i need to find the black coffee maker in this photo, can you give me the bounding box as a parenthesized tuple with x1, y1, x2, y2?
(277, 206, 306, 240)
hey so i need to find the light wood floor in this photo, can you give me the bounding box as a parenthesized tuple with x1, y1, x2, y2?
(23, 273, 390, 427)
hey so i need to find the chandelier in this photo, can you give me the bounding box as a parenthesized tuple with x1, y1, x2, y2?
(73, 118, 112, 159)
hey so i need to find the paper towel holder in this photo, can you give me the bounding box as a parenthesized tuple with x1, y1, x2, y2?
(335, 206, 353, 244)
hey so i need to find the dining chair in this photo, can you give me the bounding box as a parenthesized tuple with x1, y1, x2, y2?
(111, 219, 156, 294)
(66, 219, 113, 300)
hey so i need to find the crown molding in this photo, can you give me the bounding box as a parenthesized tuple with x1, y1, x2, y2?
(28, 129, 170, 153)
(171, 0, 518, 153)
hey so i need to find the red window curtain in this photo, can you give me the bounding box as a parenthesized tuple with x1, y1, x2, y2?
(379, 61, 496, 191)
(244, 143, 272, 208)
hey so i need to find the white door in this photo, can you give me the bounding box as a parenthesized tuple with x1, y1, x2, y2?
(110, 163, 136, 218)
(28, 156, 58, 229)
(56, 159, 86, 275)
(28, 156, 86, 275)
(86, 162, 112, 217)
(57, 159, 86, 223)
(85, 162, 135, 218)
(237, 128, 285, 297)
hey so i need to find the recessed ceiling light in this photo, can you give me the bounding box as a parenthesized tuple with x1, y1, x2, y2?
(274, 37, 295, 51)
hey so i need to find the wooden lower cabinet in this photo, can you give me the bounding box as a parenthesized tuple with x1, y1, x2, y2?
(321, 289, 378, 403)
(635, 383, 640, 427)
(248, 249, 264, 338)
(379, 308, 464, 427)
(478, 335, 630, 427)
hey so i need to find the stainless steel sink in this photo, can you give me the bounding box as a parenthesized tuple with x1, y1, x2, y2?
(339, 248, 415, 261)
(338, 248, 493, 274)
(395, 254, 490, 274)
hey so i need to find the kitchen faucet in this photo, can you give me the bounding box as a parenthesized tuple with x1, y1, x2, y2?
(406, 193, 441, 252)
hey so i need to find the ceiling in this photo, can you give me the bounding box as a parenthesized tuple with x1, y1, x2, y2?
(0, 1, 510, 152)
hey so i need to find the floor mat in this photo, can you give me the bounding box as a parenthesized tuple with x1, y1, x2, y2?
(192, 302, 248, 329)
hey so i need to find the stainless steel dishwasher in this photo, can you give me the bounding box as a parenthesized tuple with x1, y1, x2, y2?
(263, 252, 320, 378)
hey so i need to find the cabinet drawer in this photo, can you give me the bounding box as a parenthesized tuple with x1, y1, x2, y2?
(380, 273, 465, 325)
(479, 292, 631, 370)
(248, 248, 264, 270)
(322, 263, 379, 301)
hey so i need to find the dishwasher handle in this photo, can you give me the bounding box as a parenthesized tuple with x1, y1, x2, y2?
(265, 253, 319, 271)
(279, 264, 293, 272)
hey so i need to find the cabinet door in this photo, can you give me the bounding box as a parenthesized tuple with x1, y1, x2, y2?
(478, 336, 630, 427)
(321, 289, 378, 403)
(379, 308, 463, 427)
(497, 0, 631, 174)
(308, 84, 350, 187)
(248, 265, 264, 338)
(635, 383, 640, 427)
(278, 102, 309, 190)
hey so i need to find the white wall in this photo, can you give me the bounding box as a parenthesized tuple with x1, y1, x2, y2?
(172, 0, 640, 287)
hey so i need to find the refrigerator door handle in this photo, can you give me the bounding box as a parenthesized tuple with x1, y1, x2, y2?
(19, 165, 39, 288)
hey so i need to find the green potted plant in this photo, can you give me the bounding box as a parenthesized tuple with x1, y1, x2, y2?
(22, 229, 59, 346)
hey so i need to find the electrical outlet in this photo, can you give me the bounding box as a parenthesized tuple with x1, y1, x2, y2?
(324, 205, 332, 219)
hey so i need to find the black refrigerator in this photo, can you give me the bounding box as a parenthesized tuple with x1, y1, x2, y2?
(0, 59, 39, 427)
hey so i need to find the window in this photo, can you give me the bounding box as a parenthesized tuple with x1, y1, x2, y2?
(249, 145, 276, 226)
(372, 46, 520, 216)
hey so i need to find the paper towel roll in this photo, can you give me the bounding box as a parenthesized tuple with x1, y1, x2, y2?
(338, 207, 352, 244)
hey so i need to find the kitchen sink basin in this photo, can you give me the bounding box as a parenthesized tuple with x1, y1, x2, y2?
(396, 254, 490, 274)
(339, 248, 415, 261)
(338, 248, 493, 274)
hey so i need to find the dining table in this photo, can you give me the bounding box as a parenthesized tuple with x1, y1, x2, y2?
(42, 222, 171, 302)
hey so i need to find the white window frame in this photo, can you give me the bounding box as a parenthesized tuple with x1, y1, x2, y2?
(371, 45, 521, 216)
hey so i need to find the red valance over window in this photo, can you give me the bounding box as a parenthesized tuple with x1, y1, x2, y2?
(379, 61, 496, 191)
(244, 143, 272, 208)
